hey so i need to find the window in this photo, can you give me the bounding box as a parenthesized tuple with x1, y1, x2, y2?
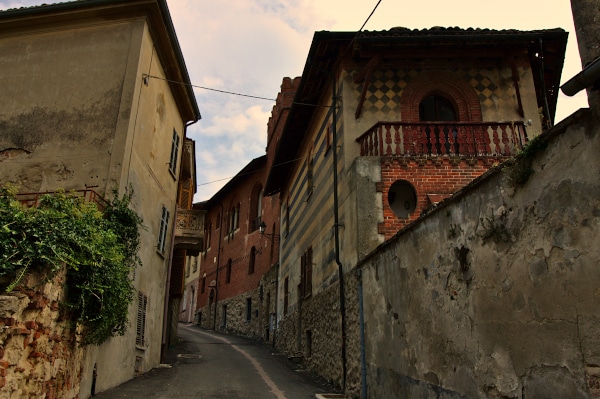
(300, 247, 313, 298)
(136, 291, 148, 347)
(246, 298, 252, 322)
(157, 206, 170, 254)
(388, 180, 417, 219)
(185, 257, 190, 277)
(325, 124, 332, 154)
(284, 197, 290, 238)
(205, 222, 212, 252)
(169, 129, 180, 176)
(249, 246, 256, 275)
(226, 259, 232, 284)
(228, 203, 240, 238)
(419, 94, 459, 155)
(283, 277, 289, 315)
(193, 257, 198, 273)
(201, 277, 206, 294)
(305, 330, 312, 358)
(306, 148, 314, 200)
(249, 184, 263, 232)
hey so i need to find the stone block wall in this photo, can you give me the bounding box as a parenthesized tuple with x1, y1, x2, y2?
(0, 270, 84, 399)
(276, 275, 361, 396)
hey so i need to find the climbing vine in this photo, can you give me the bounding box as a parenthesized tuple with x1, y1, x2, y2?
(0, 185, 143, 346)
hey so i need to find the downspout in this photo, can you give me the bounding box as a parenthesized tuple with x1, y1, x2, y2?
(332, 72, 348, 392)
(357, 268, 367, 399)
(213, 202, 224, 330)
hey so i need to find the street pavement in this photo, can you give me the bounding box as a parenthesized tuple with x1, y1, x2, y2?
(93, 323, 339, 399)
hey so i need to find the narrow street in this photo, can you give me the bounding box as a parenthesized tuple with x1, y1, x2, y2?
(93, 324, 337, 399)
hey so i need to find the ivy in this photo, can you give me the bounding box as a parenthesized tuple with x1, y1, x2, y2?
(0, 185, 143, 346)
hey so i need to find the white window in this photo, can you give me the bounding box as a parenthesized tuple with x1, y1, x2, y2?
(169, 129, 180, 175)
(158, 206, 170, 254)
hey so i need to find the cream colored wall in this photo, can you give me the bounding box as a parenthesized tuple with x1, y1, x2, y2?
(0, 15, 190, 397)
(81, 21, 188, 396)
(0, 21, 136, 195)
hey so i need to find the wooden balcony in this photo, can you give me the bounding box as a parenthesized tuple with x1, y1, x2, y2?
(356, 121, 527, 157)
(174, 208, 206, 255)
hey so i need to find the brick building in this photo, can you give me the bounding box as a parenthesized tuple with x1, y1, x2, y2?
(263, 27, 568, 393)
(193, 78, 299, 342)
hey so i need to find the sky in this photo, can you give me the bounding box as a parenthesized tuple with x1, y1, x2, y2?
(0, 0, 589, 202)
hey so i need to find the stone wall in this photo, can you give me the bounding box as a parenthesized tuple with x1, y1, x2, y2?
(0, 269, 84, 399)
(276, 275, 362, 396)
(359, 109, 600, 398)
(197, 265, 279, 344)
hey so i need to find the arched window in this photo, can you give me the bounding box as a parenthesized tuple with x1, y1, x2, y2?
(419, 94, 459, 154)
(419, 94, 457, 122)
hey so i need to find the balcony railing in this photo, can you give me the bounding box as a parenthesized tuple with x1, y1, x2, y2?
(356, 121, 527, 157)
(174, 208, 206, 255)
(15, 189, 108, 211)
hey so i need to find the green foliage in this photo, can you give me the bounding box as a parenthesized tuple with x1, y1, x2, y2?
(0, 186, 143, 346)
(504, 135, 548, 187)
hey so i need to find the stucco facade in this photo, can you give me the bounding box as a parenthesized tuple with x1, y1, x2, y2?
(0, 1, 200, 397)
(264, 27, 568, 393)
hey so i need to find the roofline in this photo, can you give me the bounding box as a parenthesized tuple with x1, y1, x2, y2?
(202, 155, 267, 208)
(0, 0, 200, 122)
(264, 27, 568, 196)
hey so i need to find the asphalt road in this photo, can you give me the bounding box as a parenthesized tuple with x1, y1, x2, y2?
(93, 324, 338, 399)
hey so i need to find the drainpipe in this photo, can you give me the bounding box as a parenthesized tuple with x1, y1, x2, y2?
(357, 268, 367, 399)
(213, 202, 224, 330)
(332, 72, 348, 392)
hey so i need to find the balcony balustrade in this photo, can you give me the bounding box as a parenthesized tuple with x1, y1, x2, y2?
(356, 121, 527, 157)
(174, 208, 206, 255)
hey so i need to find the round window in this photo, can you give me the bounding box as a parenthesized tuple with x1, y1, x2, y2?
(388, 180, 417, 219)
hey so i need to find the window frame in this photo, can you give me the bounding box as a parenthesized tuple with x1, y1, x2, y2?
(157, 206, 170, 255)
(169, 129, 180, 177)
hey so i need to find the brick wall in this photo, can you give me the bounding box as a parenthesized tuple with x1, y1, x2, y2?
(376, 155, 508, 238)
(0, 269, 84, 398)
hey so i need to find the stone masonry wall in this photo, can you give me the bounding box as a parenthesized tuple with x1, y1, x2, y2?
(276, 276, 361, 396)
(0, 269, 84, 399)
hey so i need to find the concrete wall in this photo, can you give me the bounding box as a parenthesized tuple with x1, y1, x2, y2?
(358, 109, 600, 398)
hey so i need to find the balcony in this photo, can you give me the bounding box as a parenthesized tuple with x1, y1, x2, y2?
(356, 121, 527, 157)
(174, 208, 206, 255)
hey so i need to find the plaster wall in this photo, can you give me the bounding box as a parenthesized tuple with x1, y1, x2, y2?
(80, 21, 187, 397)
(359, 109, 600, 398)
(0, 16, 189, 396)
(0, 21, 136, 195)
